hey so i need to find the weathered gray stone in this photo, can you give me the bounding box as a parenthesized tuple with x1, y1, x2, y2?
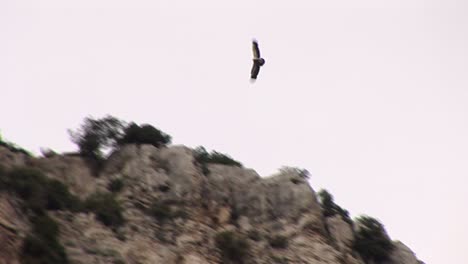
(326, 215, 354, 253)
(0, 144, 423, 264)
(29, 154, 97, 198)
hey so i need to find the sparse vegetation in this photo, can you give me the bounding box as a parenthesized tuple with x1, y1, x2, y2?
(317, 189, 352, 225)
(269, 235, 289, 249)
(149, 201, 173, 222)
(45, 180, 82, 212)
(215, 231, 250, 263)
(84, 192, 125, 228)
(69, 116, 173, 160)
(21, 215, 68, 264)
(247, 230, 262, 241)
(353, 215, 395, 263)
(0, 134, 31, 156)
(108, 178, 124, 193)
(1, 167, 80, 213)
(68, 116, 172, 176)
(148, 200, 187, 223)
(0, 166, 71, 263)
(193, 146, 242, 175)
(119, 123, 171, 148)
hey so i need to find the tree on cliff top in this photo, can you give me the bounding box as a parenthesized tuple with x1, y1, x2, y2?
(68, 115, 125, 160)
(69, 116, 172, 161)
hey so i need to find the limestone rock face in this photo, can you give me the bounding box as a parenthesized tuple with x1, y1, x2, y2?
(204, 165, 321, 225)
(326, 215, 354, 253)
(253, 170, 321, 221)
(29, 154, 97, 198)
(0, 144, 424, 264)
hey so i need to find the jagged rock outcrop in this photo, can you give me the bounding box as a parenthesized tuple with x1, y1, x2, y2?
(0, 144, 423, 264)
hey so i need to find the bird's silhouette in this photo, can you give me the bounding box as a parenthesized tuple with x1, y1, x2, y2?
(251, 40, 265, 80)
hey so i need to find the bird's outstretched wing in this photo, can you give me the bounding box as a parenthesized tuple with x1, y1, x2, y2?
(252, 40, 261, 59)
(251, 62, 260, 79)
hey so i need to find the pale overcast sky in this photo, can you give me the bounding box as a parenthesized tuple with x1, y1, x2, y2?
(2, 1, 467, 263)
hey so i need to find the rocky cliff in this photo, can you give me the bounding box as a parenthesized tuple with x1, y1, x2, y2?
(0, 144, 423, 264)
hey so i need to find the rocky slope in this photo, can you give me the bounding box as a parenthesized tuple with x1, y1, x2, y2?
(0, 144, 423, 264)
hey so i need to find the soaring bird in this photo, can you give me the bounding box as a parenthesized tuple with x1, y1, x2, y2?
(251, 39, 265, 80)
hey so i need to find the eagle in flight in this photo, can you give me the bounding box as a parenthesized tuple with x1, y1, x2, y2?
(251, 39, 265, 80)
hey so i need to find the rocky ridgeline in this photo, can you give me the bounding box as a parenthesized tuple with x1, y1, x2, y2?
(0, 144, 422, 264)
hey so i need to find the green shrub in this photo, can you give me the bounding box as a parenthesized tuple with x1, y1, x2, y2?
(194, 146, 242, 169)
(215, 231, 250, 263)
(1, 167, 71, 263)
(45, 180, 82, 212)
(3, 167, 80, 213)
(149, 201, 173, 222)
(22, 235, 68, 264)
(247, 230, 262, 241)
(4, 167, 46, 202)
(353, 215, 395, 263)
(21, 215, 68, 264)
(108, 178, 124, 193)
(84, 193, 125, 228)
(119, 123, 171, 148)
(269, 235, 288, 249)
(30, 214, 60, 242)
(148, 200, 187, 223)
(317, 189, 352, 225)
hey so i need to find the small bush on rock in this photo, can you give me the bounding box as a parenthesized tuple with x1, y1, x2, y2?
(0, 167, 71, 263)
(21, 215, 68, 264)
(119, 123, 171, 148)
(215, 231, 250, 263)
(84, 192, 125, 228)
(317, 189, 352, 225)
(194, 146, 242, 171)
(147, 200, 187, 223)
(353, 215, 395, 263)
(247, 230, 262, 241)
(149, 201, 173, 222)
(45, 180, 82, 212)
(69, 116, 173, 171)
(269, 235, 289, 249)
(2, 167, 80, 213)
(108, 178, 124, 193)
